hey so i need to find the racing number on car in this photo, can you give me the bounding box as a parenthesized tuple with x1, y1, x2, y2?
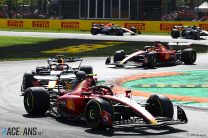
(66, 83, 72, 90)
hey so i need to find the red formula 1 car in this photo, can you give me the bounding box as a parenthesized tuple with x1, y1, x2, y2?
(23, 71, 187, 130)
(105, 42, 197, 69)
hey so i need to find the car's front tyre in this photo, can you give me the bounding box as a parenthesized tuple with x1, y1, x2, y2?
(24, 87, 50, 115)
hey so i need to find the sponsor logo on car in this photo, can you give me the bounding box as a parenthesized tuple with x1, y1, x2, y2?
(199, 24, 208, 31)
(32, 21, 49, 28)
(7, 20, 23, 27)
(124, 23, 145, 31)
(61, 22, 79, 29)
(160, 23, 183, 31)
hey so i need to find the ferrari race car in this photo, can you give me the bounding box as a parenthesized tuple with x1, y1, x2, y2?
(23, 71, 188, 130)
(171, 25, 208, 40)
(90, 23, 138, 36)
(21, 55, 93, 94)
(105, 42, 197, 69)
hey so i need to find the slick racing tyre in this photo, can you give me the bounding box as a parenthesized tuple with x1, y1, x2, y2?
(22, 73, 34, 92)
(145, 52, 156, 68)
(113, 50, 125, 63)
(85, 98, 114, 129)
(24, 87, 50, 115)
(80, 65, 93, 74)
(171, 29, 180, 38)
(182, 49, 197, 64)
(145, 94, 174, 118)
(91, 27, 99, 35)
(113, 50, 125, 67)
(192, 31, 200, 40)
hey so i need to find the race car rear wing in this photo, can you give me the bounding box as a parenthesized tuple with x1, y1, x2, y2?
(48, 57, 83, 64)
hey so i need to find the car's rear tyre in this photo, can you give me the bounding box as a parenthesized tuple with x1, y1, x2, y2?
(80, 65, 93, 74)
(24, 87, 50, 115)
(171, 29, 180, 38)
(145, 52, 156, 68)
(85, 98, 114, 129)
(22, 73, 34, 92)
(76, 71, 86, 80)
(182, 49, 197, 64)
(91, 27, 99, 35)
(145, 94, 174, 118)
(192, 32, 200, 40)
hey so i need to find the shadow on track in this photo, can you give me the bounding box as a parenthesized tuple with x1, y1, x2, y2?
(85, 125, 187, 137)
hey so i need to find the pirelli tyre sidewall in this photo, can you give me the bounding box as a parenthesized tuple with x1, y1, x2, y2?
(85, 98, 114, 129)
(192, 31, 200, 40)
(91, 27, 99, 35)
(182, 49, 197, 64)
(79, 65, 93, 74)
(145, 52, 157, 68)
(113, 50, 125, 63)
(22, 73, 34, 92)
(24, 87, 50, 115)
(145, 94, 174, 119)
(171, 29, 180, 38)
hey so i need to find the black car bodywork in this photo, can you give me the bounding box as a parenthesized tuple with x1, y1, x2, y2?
(171, 25, 208, 40)
(91, 23, 138, 36)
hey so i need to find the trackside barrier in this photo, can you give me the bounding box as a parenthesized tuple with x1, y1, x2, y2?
(1, 19, 208, 33)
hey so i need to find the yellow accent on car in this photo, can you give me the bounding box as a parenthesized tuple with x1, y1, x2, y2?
(66, 98, 74, 110)
(48, 80, 57, 89)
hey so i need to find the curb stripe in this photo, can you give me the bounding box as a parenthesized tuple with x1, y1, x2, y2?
(135, 84, 208, 88)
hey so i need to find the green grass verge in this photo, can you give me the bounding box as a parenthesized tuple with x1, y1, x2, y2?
(0, 28, 90, 34)
(0, 36, 207, 61)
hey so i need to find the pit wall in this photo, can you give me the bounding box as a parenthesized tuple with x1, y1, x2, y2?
(1, 19, 208, 33)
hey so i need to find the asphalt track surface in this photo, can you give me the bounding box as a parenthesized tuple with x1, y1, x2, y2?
(0, 32, 208, 138)
(0, 31, 208, 45)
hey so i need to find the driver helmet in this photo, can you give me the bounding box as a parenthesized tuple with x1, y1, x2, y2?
(58, 58, 64, 64)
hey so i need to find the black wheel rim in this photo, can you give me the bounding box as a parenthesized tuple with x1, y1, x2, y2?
(191, 52, 196, 62)
(86, 104, 101, 128)
(89, 108, 97, 120)
(88, 105, 99, 121)
(24, 92, 33, 113)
